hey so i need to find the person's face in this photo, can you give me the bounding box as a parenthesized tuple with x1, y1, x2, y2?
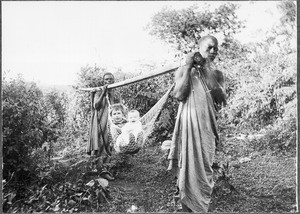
(128, 112, 139, 123)
(111, 110, 123, 122)
(103, 74, 114, 85)
(199, 38, 218, 62)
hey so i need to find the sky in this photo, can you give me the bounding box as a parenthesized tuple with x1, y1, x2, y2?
(2, 1, 283, 86)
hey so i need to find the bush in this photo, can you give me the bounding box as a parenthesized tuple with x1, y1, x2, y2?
(262, 98, 296, 155)
(2, 76, 53, 182)
(219, 53, 296, 131)
(43, 89, 69, 129)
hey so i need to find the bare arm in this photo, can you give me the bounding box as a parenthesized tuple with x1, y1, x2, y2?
(173, 52, 199, 101)
(92, 86, 108, 110)
(173, 65, 193, 101)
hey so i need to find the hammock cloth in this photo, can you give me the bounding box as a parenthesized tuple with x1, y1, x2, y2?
(108, 84, 174, 154)
(167, 68, 219, 212)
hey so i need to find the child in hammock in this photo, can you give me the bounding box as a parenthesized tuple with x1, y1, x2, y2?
(108, 103, 128, 149)
(110, 103, 127, 128)
(114, 110, 144, 153)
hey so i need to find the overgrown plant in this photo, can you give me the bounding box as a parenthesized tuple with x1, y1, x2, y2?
(2, 76, 55, 183)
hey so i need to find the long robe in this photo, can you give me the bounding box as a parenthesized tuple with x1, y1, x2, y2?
(87, 87, 121, 160)
(168, 68, 219, 212)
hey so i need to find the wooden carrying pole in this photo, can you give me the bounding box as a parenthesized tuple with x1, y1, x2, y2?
(78, 61, 183, 91)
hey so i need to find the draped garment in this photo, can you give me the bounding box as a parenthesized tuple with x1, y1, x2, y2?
(87, 87, 121, 160)
(168, 68, 219, 212)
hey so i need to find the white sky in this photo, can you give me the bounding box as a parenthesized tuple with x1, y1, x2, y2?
(2, 1, 284, 85)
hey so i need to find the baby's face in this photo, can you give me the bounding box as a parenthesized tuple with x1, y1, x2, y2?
(128, 113, 139, 123)
(111, 110, 123, 122)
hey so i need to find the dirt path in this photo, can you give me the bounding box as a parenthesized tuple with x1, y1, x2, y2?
(112, 180, 143, 194)
(109, 180, 146, 212)
(105, 145, 297, 213)
(100, 148, 177, 212)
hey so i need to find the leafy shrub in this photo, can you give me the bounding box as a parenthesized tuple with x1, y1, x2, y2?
(2, 76, 53, 182)
(120, 73, 175, 115)
(219, 53, 296, 131)
(44, 89, 69, 129)
(262, 98, 296, 155)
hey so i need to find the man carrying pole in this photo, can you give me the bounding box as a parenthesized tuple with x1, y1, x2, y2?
(87, 72, 121, 180)
(168, 35, 226, 212)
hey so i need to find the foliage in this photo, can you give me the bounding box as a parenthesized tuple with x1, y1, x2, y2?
(219, 52, 296, 133)
(72, 65, 107, 129)
(76, 65, 107, 88)
(2, 76, 54, 183)
(43, 90, 69, 128)
(40, 90, 70, 155)
(276, 1, 296, 29)
(145, 108, 175, 147)
(262, 98, 296, 155)
(218, 37, 251, 61)
(260, 1, 296, 54)
(3, 156, 111, 213)
(120, 73, 175, 115)
(2, 74, 74, 212)
(147, 3, 244, 53)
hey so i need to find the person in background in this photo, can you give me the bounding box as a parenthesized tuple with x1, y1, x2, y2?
(87, 72, 121, 180)
(168, 35, 226, 212)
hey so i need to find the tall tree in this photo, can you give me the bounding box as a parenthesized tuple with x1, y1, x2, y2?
(277, 0, 296, 28)
(147, 3, 244, 54)
(262, 1, 296, 53)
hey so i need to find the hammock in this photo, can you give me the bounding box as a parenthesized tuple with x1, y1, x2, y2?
(140, 84, 174, 144)
(109, 84, 174, 154)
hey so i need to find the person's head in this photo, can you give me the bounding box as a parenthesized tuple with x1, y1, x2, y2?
(103, 72, 115, 85)
(198, 35, 219, 62)
(127, 110, 140, 123)
(110, 103, 126, 122)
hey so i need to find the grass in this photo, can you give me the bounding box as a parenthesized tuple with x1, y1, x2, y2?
(210, 152, 296, 212)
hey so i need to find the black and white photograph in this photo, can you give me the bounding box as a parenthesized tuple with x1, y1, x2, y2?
(2, 1, 297, 213)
